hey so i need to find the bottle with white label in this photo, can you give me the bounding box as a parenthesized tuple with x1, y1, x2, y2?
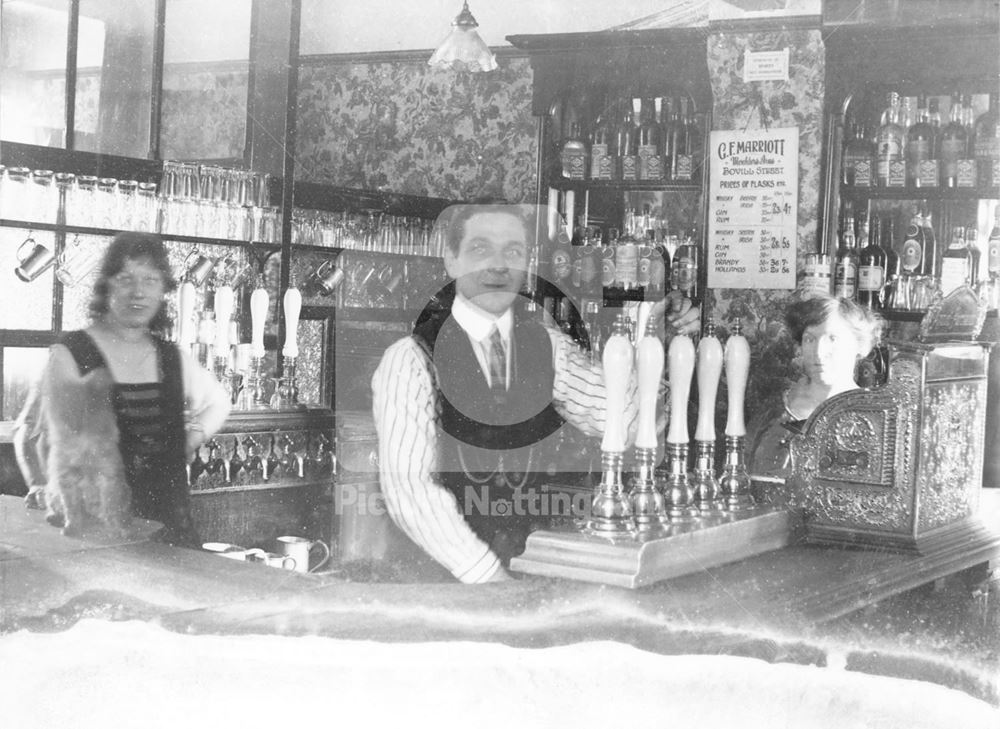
(834, 208, 858, 300)
(801, 252, 833, 296)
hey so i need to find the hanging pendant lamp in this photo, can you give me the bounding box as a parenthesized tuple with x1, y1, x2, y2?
(428, 2, 497, 73)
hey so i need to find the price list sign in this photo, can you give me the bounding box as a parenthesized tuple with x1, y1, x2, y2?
(707, 127, 798, 290)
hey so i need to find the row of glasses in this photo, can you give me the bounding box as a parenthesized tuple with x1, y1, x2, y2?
(291, 209, 438, 256)
(159, 161, 274, 242)
(0, 166, 59, 223)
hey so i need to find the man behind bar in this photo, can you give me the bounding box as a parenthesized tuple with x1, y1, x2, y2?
(371, 203, 699, 583)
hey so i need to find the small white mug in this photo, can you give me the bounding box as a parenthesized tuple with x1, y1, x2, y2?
(276, 535, 330, 574)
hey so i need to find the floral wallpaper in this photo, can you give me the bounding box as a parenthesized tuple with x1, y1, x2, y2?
(160, 63, 249, 161)
(295, 57, 538, 203)
(706, 29, 826, 417)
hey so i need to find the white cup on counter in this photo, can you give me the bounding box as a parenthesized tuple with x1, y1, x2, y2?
(276, 535, 330, 573)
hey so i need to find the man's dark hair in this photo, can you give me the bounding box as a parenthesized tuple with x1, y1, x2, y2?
(437, 203, 541, 255)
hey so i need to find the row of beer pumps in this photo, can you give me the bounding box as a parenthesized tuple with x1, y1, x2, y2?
(591, 312, 754, 533)
(175, 264, 305, 411)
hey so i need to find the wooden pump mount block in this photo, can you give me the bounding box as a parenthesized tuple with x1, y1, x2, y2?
(510, 506, 797, 589)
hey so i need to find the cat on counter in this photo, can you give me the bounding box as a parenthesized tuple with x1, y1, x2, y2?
(41, 365, 132, 538)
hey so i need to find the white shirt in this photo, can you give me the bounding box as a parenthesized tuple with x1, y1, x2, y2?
(450, 293, 512, 389)
(371, 308, 645, 584)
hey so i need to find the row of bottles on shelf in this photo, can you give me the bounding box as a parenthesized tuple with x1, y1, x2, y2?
(803, 200, 1000, 311)
(530, 206, 701, 303)
(842, 90, 999, 189)
(557, 95, 702, 183)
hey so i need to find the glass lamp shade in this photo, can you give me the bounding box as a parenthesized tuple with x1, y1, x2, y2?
(427, 2, 497, 73)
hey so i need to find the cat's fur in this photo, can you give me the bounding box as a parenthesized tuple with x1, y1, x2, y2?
(42, 365, 132, 538)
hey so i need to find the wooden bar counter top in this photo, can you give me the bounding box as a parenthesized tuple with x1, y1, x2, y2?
(2, 493, 999, 708)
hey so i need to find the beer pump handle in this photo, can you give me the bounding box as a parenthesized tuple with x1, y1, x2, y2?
(724, 318, 751, 437)
(600, 314, 634, 453)
(666, 333, 695, 445)
(694, 321, 723, 441)
(635, 320, 664, 450)
(250, 282, 269, 358)
(177, 280, 197, 347)
(282, 283, 302, 358)
(213, 285, 234, 355)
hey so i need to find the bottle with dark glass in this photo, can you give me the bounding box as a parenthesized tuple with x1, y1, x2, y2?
(876, 92, 905, 187)
(858, 213, 885, 309)
(974, 91, 999, 188)
(834, 205, 859, 300)
(589, 109, 614, 180)
(940, 226, 973, 297)
(638, 98, 663, 181)
(618, 99, 640, 181)
(673, 97, 695, 181)
(843, 119, 875, 187)
(940, 94, 968, 187)
(660, 97, 676, 179)
(928, 97, 942, 132)
(906, 95, 936, 187)
(881, 215, 901, 308)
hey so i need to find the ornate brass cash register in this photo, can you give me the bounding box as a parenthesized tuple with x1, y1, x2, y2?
(790, 286, 993, 554)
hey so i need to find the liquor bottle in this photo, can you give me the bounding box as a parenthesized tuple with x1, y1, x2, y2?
(661, 97, 676, 179)
(637, 230, 655, 295)
(843, 120, 875, 187)
(549, 226, 573, 294)
(801, 250, 833, 296)
(618, 100, 640, 181)
(833, 206, 859, 300)
(589, 110, 614, 180)
(974, 91, 999, 188)
(940, 94, 968, 187)
(881, 215, 901, 307)
(906, 95, 937, 187)
(876, 92, 905, 187)
(928, 97, 942, 131)
(940, 226, 973, 296)
(857, 212, 885, 309)
(560, 107, 588, 180)
(919, 204, 939, 280)
(988, 209, 1000, 306)
(638, 98, 663, 181)
(671, 229, 700, 303)
(575, 226, 600, 299)
(647, 228, 670, 299)
(602, 227, 620, 296)
(899, 207, 925, 277)
(616, 209, 639, 291)
(965, 225, 981, 286)
(673, 97, 695, 181)
(900, 96, 916, 132)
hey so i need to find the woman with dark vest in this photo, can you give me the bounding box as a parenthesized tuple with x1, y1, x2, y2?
(16, 232, 230, 546)
(372, 204, 699, 583)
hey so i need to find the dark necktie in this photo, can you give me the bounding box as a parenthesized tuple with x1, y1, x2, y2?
(488, 326, 507, 400)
